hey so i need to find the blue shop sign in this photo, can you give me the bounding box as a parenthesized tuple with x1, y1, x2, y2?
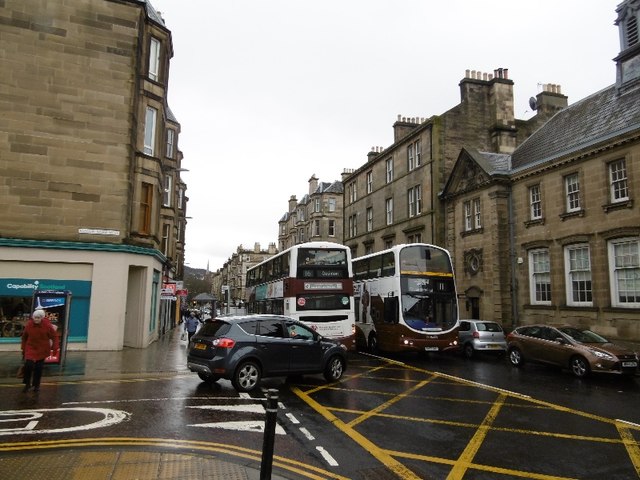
(0, 279, 91, 297)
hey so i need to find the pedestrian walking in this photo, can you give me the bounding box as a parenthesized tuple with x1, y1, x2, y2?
(21, 309, 59, 394)
(184, 311, 200, 343)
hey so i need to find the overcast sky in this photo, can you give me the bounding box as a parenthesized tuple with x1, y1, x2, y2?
(149, 0, 621, 271)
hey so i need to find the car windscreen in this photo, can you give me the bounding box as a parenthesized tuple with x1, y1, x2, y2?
(198, 321, 232, 337)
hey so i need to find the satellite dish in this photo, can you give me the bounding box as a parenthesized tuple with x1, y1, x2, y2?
(529, 97, 538, 111)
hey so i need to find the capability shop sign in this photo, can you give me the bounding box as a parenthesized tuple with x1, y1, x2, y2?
(0, 279, 91, 297)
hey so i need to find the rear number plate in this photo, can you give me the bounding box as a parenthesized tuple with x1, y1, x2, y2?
(622, 361, 637, 368)
(194, 343, 207, 350)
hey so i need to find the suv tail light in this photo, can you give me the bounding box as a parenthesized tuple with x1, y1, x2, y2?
(212, 338, 236, 348)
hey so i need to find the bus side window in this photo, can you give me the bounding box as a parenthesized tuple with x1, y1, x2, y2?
(369, 255, 382, 279)
(383, 297, 399, 324)
(381, 252, 395, 276)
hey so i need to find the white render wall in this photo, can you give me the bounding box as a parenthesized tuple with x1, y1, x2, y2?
(0, 246, 161, 351)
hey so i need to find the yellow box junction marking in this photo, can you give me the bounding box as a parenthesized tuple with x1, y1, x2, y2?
(294, 357, 640, 479)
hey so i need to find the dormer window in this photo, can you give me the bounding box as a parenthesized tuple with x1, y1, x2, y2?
(616, 1, 640, 50)
(627, 14, 638, 47)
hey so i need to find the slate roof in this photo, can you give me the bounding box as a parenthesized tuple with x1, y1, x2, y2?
(467, 149, 511, 174)
(511, 83, 640, 171)
(315, 181, 344, 194)
(144, 1, 166, 26)
(166, 105, 178, 123)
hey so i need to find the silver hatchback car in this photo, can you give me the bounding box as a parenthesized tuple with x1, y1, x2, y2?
(458, 319, 508, 358)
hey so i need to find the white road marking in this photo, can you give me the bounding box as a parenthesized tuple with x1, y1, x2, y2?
(187, 404, 265, 413)
(0, 408, 129, 436)
(63, 396, 256, 405)
(299, 427, 315, 440)
(316, 446, 339, 466)
(189, 420, 286, 434)
(285, 412, 300, 424)
(617, 419, 640, 427)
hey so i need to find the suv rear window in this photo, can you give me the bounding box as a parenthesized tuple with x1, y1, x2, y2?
(198, 320, 231, 337)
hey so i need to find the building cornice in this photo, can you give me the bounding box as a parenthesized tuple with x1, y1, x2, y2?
(0, 238, 165, 263)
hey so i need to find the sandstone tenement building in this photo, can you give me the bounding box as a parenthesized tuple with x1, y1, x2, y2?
(278, 174, 345, 250)
(0, 0, 187, 350)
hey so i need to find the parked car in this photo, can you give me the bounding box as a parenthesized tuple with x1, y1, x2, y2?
(458, 319, 507, 358)
(187, 314, 348, 392)
(507, 324, 639, 378)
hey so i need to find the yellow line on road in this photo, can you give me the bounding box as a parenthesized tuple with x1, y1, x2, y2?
(0, 437, 350, 480)
(447, 393, 505, 479)
(292, 386, 423, 480)
(617, 422, 640, 477)
(326, 405, 629, 444)
(388, 449, 577, 480)
(347, 376, 436, 428)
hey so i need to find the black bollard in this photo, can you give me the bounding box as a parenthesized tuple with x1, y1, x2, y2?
(260, 388, 279, 480)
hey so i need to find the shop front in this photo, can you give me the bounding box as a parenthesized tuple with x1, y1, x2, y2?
(0, 279, 91, 348)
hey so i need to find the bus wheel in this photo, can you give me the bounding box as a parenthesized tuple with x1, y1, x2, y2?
(368, 333, 378, 354)
(463, 343, 475, 359)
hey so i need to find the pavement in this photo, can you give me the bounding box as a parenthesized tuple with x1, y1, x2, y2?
(0, 326, 309, 480)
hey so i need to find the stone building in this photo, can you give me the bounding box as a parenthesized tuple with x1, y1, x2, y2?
(342, 67, 521, 260)
(0, 0, 188, 350)
(211, 243, 278, 310)
(442, 0, 640, 340)
(278, 174, 345, 250)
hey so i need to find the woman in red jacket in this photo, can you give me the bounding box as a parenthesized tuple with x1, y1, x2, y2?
(21, 309, 59, 393)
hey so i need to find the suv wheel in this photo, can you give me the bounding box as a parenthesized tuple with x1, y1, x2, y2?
(323, 355, 345, 382)
(570, 356, 590, 378)
(463, 343, 475, 359)
(232, 360, 261, 392)
(508, 347, 525, 367)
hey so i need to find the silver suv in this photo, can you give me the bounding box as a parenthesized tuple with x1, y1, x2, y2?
(458, 319, 507, 358)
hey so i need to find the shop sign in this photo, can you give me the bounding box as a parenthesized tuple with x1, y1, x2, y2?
(0, 279, 91, 297)
(161, 282, 176, 299)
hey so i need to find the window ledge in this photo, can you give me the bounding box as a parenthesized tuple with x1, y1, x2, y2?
(559, 209, 585, 221)
(559, 304, 597, 312)
(522, 303, 553, 310)
(461, 227, 484, 238)
(602, 198, 633, 213)
(524, 218, 545, 228)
